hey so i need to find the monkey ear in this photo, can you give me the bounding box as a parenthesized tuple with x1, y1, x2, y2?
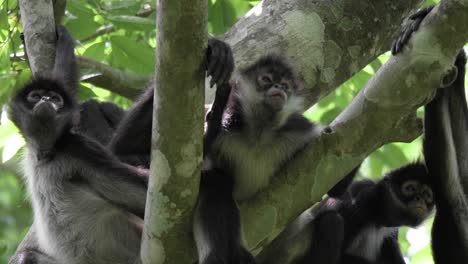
(295, 79, 306, 91)
(440, 65, 458, 88)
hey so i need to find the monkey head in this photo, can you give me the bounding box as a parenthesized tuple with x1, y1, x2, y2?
(379, 163, 434, 227)
(237, 55, 304, 114)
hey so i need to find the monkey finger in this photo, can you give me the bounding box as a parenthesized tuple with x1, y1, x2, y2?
(218, 60, 234, 87)
(214, 46, 233, 86)
(207, 39, 222, 79)
(211, 47, 227, 87)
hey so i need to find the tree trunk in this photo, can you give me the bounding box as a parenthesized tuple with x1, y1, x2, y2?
(140, 0, 207, 263)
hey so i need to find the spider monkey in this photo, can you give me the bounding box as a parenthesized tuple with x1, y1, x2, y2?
(293, 163, 434, 264)
(393, 5, 468, 263)
(194, 55, 322, 264)
(8, 26, 148, 264)
(9, 29, 236, 264)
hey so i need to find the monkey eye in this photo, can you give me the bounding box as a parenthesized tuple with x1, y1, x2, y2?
(402, 181, 418, 196)
(259, 74, 272, 84)
(27, 91, 42, 103)
(50, 95, 62, 103)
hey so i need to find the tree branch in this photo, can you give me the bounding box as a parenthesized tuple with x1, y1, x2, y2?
(19, 0, 56, 76)
(241, 1, 468, 262)
(78, 56, 149, 99)
(209, 0, 423, 105)
(140, 1, 207, 263)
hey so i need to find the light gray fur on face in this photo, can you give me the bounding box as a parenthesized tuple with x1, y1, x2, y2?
(23, 148, 143, 264)
(235, 74, 305, 130)
(214, 73, 319, 201)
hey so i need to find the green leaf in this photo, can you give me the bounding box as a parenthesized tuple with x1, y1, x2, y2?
(67, 0, 96, 17)
(0, 240, 7, 256)
(110, 36, 154, 74)
(66, 18, 101, 41)
(83, 42, 106, 62)
(78, 84, 98, 101)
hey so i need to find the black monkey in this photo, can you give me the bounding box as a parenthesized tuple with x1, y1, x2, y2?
(194, 55, 321, 264)
(295, 163, 434, 264)
(79, 99, 125, 145)
(108, 38, 234, 167)
(8, 26, 148, 264)
(392, 5, 468, 262)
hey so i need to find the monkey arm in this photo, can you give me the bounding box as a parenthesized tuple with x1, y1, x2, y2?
(108, 86, 154, 161)
(193, 169, 255, 264)
(52, 26, 78, 96)
(203, 82, 231, 156)
(67, 133, 148, 218)
(423, 51, 468, 262)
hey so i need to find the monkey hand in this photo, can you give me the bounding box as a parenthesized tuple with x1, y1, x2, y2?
(55, 25, 75, 49)
(207, 38, 234, 88)
(391, 5, 435, 55)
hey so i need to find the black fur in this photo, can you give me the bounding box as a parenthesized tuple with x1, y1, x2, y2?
(108, 37, 235, 167)
(297, 163, 433, 264)
(195, 55, 318, 264)
(424, 51, 468, 262)
(8, 26, 147, 264)
(79, 100, 125, 145)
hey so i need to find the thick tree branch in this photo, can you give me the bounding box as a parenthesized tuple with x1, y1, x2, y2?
(140, 1, 206, 263)
(90, 0, 424, 102)
(241, 1, 468, 262)
(78, 56, 149, 99)
(209, 0, 422, 105)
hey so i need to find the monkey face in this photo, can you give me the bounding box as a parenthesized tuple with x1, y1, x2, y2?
(382, 179, 434, 227)
(399, 180, 434, 222)
(253, 64, 297, 111)
(27, 89, 65, 117)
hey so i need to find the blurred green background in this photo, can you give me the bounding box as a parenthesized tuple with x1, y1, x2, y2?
(0, 0, 462, 263)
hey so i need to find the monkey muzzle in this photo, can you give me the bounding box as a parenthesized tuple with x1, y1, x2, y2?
(266, 88, 288, 111)
(408, 197, 428, 220)
(33, 100, 57, 118)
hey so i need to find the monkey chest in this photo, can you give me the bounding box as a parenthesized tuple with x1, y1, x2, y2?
(345, 226, 395, 262)
(215, 134, 297, 200)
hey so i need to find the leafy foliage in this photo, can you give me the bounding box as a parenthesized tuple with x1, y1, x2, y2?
(0, 0, 455, 263)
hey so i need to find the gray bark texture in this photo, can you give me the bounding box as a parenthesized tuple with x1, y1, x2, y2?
(140, 0, 207, 263)
(19, 0, 56, 77)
